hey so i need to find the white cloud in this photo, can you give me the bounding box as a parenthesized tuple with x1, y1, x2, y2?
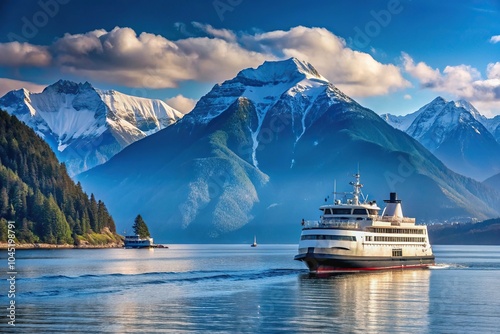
(0, 42, 51, 67)
(247, 26, 410, 96)
(487, 62, 500, 79)
(0, 25, 410, 98)
(402, 52, 441, 87)
(50, 26, 267, 88)
(0, 78, 46, 97)
(166, 94, 197, 114)
(404, 94, 412, 100)
(403, 53, 500, 115)
(490, 35, 500, 43)
(191, 22, 237, 42)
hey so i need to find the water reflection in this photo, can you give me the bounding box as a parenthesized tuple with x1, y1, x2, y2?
(294, 270, 431, 333)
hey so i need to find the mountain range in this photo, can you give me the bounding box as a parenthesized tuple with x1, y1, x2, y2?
(382, 97, 500, 181)
(0, 80, 183, 176)
(77, 58, 500, 243)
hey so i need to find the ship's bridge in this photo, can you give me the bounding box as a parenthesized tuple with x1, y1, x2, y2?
(319, 203, 380, 217)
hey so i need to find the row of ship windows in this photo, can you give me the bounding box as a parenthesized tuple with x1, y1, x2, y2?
(367, 236, 426, 243)
(322, 208, 378, 215)
(301, 235, 357, 241)
(368, 228, 425, 235)
(301, 235, 426, 243)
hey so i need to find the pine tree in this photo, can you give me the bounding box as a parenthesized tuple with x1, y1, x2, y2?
(132, 214, 150, 238)
(0, 218, 7, 242)
(89, 193, 99, 232)
(0, 187, 8, 217)
(0, 110, 118, 244)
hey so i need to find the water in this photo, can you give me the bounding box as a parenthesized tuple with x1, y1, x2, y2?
(1, 245, 499, 333)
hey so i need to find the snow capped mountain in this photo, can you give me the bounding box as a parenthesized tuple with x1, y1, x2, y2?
(186, 58, 351, 167)
(381, 109, 421, 131)
(383, 97, 500, 180)
(188, 58, 339, 124)
(0, 80, 183, 175)
(79, 58, 500, 242)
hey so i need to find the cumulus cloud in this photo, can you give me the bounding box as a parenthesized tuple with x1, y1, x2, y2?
(166, 94, 197, 114)
(49, 26, 267, 88)
(0, 25, 410, 97)
(403, 53, 500, 115)
(247, 26, 410, 96)
(0, 42, 51, 67)
(490, 35, 500, 43)
(0, 78, 46, 97)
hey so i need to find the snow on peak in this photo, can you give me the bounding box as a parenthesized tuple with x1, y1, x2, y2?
(0, 79, 184, 175)
(237, 58, 327, 85)
(406, 96, 491, 151)
(189, 58, 335, 125)
(97, 89, 183, 133)
(454, 99, 484, 120)
(43, 79, 94, 95)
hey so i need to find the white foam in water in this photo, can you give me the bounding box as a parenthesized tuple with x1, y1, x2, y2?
(429, 264, 451, 269)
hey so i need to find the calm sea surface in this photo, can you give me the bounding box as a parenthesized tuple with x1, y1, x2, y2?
(1, 245, 499, 333)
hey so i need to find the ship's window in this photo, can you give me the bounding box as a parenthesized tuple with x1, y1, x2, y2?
(324, 208, 332, 215)
(301, 235, 356, 241)
(353, 209, 368, 215)
(332, 209, 352, 215)
(392, 249, 403, 257)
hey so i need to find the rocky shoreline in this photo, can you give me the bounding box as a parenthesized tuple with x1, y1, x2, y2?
(0, 242, 124, 249)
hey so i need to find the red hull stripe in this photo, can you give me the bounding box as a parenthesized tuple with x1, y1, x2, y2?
(314, 264, 432, 273)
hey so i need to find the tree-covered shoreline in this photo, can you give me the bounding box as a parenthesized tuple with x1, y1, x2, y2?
(0, 110, 119, 245)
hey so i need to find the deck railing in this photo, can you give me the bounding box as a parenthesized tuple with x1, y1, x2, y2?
(301, 215, 416, 229)
(375, 216, 416, 224)
(302, 219, 360, 229)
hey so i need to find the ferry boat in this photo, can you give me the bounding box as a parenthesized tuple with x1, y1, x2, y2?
(124, 235, 154, 249)
(294, 173, 435, 273)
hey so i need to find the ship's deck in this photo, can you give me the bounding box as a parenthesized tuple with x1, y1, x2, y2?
(302, 216, 419, 230)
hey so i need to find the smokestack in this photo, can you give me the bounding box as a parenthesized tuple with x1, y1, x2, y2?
(382, 192, 403, 217)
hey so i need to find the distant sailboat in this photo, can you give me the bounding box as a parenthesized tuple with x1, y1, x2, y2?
(251, 235, 257, 247)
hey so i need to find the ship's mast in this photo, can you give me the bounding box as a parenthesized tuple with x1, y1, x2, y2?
(349, 172, 363, 205)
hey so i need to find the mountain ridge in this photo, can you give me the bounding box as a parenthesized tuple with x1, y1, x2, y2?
(383, 97, 500, 180)
(0, 80, 184, 176)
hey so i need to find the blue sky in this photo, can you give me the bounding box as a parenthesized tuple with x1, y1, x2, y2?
(0, 0, 499, 115)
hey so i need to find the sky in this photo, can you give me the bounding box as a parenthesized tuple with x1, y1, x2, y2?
(0, 0, 499, 116)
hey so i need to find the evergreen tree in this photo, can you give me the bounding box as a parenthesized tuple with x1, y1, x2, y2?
(132, 214, 150, 238)
(0, 110, 118, 244)
(0, 218, 7, 242)
(0, 188, 8, 217)
(89, 193, 99, 232)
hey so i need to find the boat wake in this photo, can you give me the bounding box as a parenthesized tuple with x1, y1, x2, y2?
(19, 268, 304, 299)
(429, 263, 468, 270)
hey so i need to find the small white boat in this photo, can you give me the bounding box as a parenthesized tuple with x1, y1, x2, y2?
(251, 235, 257, 247)
(124, 235, 154, 249)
